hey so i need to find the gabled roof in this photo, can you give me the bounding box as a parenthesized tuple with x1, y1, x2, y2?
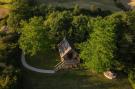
(58, 38, 72, 58)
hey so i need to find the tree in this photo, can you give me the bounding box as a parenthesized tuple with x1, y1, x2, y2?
(12, 0, 33, 19)
(73, 4, 80, 15)
(69, 15, 90, 43)
(19, 17, 50, 56)
(44, 11, 72, 43)
(7, 12, 23, 32)
(80, 17, 117, 72)
(109, 11, 135, 70)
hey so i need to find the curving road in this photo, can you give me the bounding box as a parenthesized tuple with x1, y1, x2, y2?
(21, 53, 55, 74)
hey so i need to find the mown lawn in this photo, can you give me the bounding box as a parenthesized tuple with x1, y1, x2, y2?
(0, 4, 13, 9)
(26, 50, 59, 69)
(0, 0, 15, 3)
(22, 50, 132, 89)
(38, 0, 121, 11)
(22, 69, 132, 89)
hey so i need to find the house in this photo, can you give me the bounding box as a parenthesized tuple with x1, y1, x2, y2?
(55, 38, 80, 71)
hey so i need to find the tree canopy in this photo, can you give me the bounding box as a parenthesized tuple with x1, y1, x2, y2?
(19, 17, 50, 56)
(80, 17, 117, 72)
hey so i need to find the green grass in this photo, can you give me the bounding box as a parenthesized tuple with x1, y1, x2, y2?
(38, 0, 121, 11)
(0, 0, 15, 3)
(22, 69, 132, 89)
(129, 79, 135, 89)
(23, 50, 132, 89)
(0, 4, 13, 9)
(0, 1, 13, 19)
(26, 50, 60, 69)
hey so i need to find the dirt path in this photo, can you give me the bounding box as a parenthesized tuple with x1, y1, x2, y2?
(0, 8, 10, 19)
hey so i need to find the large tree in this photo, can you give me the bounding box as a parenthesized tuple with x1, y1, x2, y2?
(69, 15, 90, 43)
(80, 17, 117, 72)
(44, 11, 72, 43)
(19, 17, 50, 56)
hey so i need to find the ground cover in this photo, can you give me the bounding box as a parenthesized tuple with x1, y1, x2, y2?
(0, 0, 15, 3)
(22, 50, 132, 89)
(22, 68, 132, 89)
(26, 50, 59, 69)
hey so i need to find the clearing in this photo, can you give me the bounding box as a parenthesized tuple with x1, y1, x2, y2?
(22, 69, 132, 89)
(22, 50, 132, 89)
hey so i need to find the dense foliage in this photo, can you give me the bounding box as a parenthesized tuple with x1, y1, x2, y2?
(79, 17, 117, 72)
(19, 17, 50, 55)
(129, 69, 135, 89)
(0, 30, 21, 89)
(44, 11, 72, 43)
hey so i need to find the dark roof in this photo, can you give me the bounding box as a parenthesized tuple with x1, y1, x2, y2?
(58, 38, 72, 57)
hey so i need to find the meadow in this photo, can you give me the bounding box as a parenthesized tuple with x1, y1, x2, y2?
(38, 0, 121, 11)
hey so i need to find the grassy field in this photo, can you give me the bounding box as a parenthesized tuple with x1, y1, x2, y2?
(0, 0, 15, 3)
(0, 4, 13, 9)
(22, 69, 132, 89)
(22, 50, 132, 89)
(38, 0, 121, 11)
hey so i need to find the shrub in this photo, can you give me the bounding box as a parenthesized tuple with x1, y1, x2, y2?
(129, 69, 135, 89)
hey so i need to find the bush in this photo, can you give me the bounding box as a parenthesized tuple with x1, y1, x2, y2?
(129, 69, 135, 89)
(0, 64, 20, 89)
(44, 11, 72, 43)
(69, 15, 90, 43)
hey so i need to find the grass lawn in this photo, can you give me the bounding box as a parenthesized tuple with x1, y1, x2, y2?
(0, 0, 15, 3)
(38, 0, 121, 11)
(22, 50, 132, 89)
(25, 50, 60, 69)
(0, 4, 13, 9)
(22, 69, 132, 89)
